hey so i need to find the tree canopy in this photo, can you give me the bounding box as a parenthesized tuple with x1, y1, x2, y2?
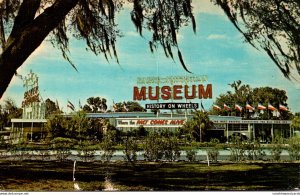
(46, 110, 104, 140)
(0, 0, 196, 98)
(212, 0, 300, 79)
(0, 0, 299, 100)
(292, 116, 300, 130)
(45, 98, 61, 118)
(83, 97, 107, 113)
(113, 101, 145, 112)
(182, 111, 212, 142)
(0, 98, 22, 129)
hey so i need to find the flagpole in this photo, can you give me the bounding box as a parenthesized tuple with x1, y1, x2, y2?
(267, 103, 269, 120)
(226, 123, 229, 144)
(199, 120, 202, 143)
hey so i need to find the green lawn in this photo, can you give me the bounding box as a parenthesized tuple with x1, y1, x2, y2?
(0, 160, 299, 191)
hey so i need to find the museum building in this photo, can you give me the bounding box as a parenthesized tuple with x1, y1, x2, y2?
(74, 112, 293, 142)
(8, 73, 294, 143)
(9, 110, 293, 143)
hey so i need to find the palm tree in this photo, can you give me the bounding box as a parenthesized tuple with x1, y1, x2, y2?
(183, 111, 212, 142)
(85, 97, 108, 113)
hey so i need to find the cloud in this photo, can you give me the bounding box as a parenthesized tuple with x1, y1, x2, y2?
(122, 0, 224, 16)
(192, 0, 224, 16)
(207, 34, 227, 40)
(126, 31, 139, 37)
(25, 41, 57, 63)
(123, 1, 133, 9)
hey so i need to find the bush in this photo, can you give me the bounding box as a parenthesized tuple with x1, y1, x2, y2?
(229, 136, 266, 162)
(287, 137, 300, 161)
(9, 141, 32, 161)
(162, 136, 181, 161)
(77, 140, 97, 162)
(136, 126, 148, 137)
(100, 134, 116, 162)
(244, 140, 265, 161)
(51, 137, 76, 161)
(123, 137, 138, 165)
(185, 149, 197, 162)
(38, 149, 51, 161)
(0, 135, 9, 150)
(143, 131, 181, 162)
(229, 136, 246, 162)
(143, 132, 164, 161)
(206, 138, 220, 163)
(270, 136, 284, 162)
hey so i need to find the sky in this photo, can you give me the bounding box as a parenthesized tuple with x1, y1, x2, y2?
(1, 0, 300, 113)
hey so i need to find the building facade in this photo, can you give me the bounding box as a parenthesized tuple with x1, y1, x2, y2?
(83, 112, 292, 142)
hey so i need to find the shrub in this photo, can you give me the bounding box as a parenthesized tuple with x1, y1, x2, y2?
(185, 149, 197, 162)
(100, 135, 116, 162)
(136, 126, 148, 137)
(9, 141, 31, 161)
(162, 136, 181, 161)
(51, 137, 76, 162)
(123, 137, 138, 165)
(270, 136, 284, 162)
(143, 131, 182, 162)
(38, 149, 51, 161)
(206, 138, 220, 163)
(0, 135, 8, 150)
(287, 137, 300, 161)
(244, 140, 265, 161)
(143, 132, 164, 161)
(77, 140, 97, 162)
(229, 136, 246, 162)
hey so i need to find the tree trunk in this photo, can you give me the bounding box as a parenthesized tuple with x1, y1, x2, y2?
(0, 0, 79, 98)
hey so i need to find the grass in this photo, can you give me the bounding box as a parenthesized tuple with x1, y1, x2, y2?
(0, 160, 299, 191)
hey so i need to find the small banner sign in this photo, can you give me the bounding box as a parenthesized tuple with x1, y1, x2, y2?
(117, 118, 186, 128)
(145, 103, 198, 109)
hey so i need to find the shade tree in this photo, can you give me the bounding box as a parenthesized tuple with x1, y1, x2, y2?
(0, 0, 196, 98)
(1, 0, 299, 100)
(212, 0, 300, 79)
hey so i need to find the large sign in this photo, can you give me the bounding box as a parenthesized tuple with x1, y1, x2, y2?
(116, 118, 186, 128)
(133, 84, 212, 101)
(133, 75, 212, 110)
(22, 70, 40, 107)
(133, 75, 212, 101)
(136, 75, 208, 85)
(20, 70, 46, 119)
(22, 86, 40, 107)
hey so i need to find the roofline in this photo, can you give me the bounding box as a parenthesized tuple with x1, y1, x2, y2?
(11, 119, 47, 123)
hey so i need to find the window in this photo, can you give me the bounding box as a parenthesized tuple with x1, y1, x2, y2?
(228, 124, 248, 131)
